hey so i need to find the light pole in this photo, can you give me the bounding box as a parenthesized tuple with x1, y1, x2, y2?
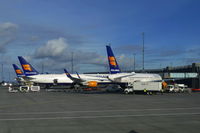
(133, 53, 136, 71)
(142, 32, 145, 72)
(1, 64, 4, 82)
(71, 52, 74, 73)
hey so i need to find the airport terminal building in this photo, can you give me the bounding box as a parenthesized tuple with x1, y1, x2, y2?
(86, 63, 200, 89)
(136, 63, 200, 89)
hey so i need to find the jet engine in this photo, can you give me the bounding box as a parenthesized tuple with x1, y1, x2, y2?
(86, 81, 98, 87)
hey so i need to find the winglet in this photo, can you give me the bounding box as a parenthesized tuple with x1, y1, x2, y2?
(76, 72, 81, 79)
(64, 69, 84, 83)
(64, 69, 73, 79)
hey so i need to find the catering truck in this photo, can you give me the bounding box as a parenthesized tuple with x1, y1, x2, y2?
(124, 81, 162, 94)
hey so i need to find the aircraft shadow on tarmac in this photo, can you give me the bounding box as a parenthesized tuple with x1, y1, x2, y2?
(128, 130, 139, 133)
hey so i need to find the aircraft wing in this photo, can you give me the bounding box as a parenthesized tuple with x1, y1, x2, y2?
(20, 76, 35, 80)
(107, 73, 136, 82)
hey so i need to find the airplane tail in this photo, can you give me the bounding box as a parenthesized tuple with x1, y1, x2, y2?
(12, 64, 24, 77)
(18, 56, 39, 76)
(106, 45, 121, 74)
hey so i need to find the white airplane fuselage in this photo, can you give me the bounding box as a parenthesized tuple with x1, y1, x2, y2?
(108, 72, 162, 83)
(26, 73, 110, 84)
(25, 72, 161, 85)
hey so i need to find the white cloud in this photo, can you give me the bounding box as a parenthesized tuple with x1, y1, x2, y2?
(116, 54, 135, 71)
(31, 37, 109, 73)
(0, 22, 19, 53)
(0, 22, 18, 36)
(118, 54, 125, 60)
(0, 22, 18, 29)
(34, 37, 68, 58)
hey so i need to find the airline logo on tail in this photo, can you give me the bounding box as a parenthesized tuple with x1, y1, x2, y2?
(22, 64, 32, 71)
(16, 69, 23, 74)
(108, 56, 117, 67)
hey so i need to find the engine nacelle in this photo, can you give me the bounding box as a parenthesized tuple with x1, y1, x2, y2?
(87, 81, 98, 87)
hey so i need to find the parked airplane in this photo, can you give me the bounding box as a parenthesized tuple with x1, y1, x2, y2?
(18, 56, 110, 88)
(106, 45, 163, 89)
(18, 56, 74, 87)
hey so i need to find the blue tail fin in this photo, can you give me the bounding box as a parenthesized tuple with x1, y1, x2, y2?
(106, 45, 121, 74)
(18, 56, 39, 76)
(12, 64, 24, 77)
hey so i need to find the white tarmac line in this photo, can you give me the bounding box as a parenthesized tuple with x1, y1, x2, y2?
(0, 112, 200, 121)
(0, 107, 200, 115)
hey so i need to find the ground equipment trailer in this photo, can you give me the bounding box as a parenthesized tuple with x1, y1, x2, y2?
(124, 81, 162, 94)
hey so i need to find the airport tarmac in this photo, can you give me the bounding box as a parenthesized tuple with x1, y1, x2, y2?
(0, 87, 200, 133)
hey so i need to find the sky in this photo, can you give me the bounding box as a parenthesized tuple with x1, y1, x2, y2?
(0, 0, 200, 81)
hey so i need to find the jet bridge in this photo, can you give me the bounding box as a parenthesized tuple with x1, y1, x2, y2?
(163, 73, 198, 79)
